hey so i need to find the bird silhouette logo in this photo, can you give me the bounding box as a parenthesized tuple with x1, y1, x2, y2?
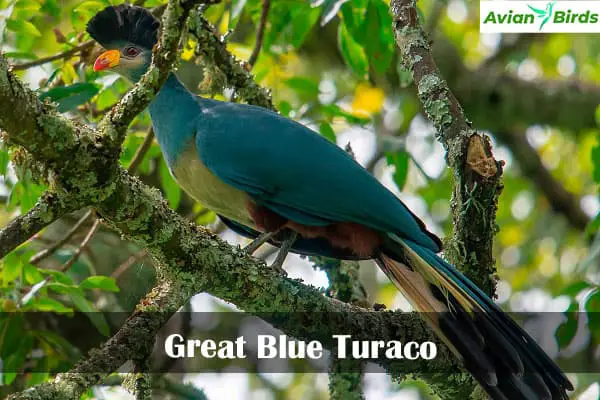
(528, 1, 556, 31)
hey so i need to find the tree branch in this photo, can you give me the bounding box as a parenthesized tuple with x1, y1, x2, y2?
(0, 192, 80, 259)
(29, 209, 93, 265)
(391, 1, 504, 398)
(10, 41, 95, 71)
(190, 12, 274, 109)
(391, 0, 503, 296)
(127, 128, 156, 174)
(247, 0, 271, 68)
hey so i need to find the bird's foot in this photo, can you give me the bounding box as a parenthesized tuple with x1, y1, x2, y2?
(268, 231, 297, 276)
(243, 230, 278, 255)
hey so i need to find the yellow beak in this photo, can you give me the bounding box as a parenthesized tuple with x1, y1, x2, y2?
(93, 49, 120, 72)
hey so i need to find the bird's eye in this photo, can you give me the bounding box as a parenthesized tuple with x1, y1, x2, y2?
(124, 46, 140, 57)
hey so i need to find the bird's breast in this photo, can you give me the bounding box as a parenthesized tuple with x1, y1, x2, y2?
(171, 144, 256, 228)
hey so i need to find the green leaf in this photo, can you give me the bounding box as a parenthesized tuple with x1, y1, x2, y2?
(319, 122, 336, 143)
(0, 147, 10, 177)
(23, 263, 44, 284)
(364, 0, 394, 74)
(263, 1, 320, 50)
(386, 151, 410, 190)
(69, 290, 110, 336)
(3, 335, 33, 379)
(339, 0, 368, 42)
(2, 251, 22, 285)
(556, 303, 578, 349)
(338, 22, 368, 79)
(284, 77, 320, 99)
(561, 281, 591, 297)
(159, 158, 181, 210)
(5, 19, 41, 37)
(47, 282, 77, 294)
(320, 104, 371, 125)
(587, 212, 600, 236)
(40, 269, 74, 285)
(40, 83, 100, 112)
(31, 298, 73, 313)
(80, 276, 120, 292)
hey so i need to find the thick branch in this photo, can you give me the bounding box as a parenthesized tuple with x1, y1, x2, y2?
(0, 192, 80, 259)
(391, 0, 503, 296)
(96, 169, 456, 376)
(391, 1, 504, 398)
(190, 13, 274, 109)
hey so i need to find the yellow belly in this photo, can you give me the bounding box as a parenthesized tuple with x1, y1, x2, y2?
(172, 145, 256, 228)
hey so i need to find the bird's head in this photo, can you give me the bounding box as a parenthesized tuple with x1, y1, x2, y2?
(86, 5, 160, 82)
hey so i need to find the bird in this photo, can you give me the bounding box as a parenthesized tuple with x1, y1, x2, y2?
(528, 2, 555, 31)
(86, 5, 572, 399)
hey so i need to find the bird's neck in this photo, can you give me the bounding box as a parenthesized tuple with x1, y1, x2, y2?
(148, 73, 199, 166)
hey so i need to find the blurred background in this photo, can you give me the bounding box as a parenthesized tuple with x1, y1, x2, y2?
(0, 0, 599, 398)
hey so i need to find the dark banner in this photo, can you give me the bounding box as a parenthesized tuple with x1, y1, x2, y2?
(0, 311, 592, 374)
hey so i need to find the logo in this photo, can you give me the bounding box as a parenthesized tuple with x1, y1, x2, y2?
(481, 1, 600, 33)
(528, 1, 555, 31)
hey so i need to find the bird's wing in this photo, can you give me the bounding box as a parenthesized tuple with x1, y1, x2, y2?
(527, 5, 546, 16)
(195, 102, 441, 252)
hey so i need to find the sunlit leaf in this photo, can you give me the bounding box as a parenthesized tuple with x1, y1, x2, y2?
(364, 0, 394, 74)
(556, 303, 578, 349)
(284, 77, 320, 99)
(386, 151, 410, 190)
(6, 18, 41, 37)
(80, 275, 119, 292)
(319, 122, 336, 143)
(338, 22, 368, 78)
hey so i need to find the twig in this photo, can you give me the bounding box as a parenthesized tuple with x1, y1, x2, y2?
(20, 214, 101, 305)
(60, 217, 101, 272)
(29, 209, 93, 265)
(111, 250, 147, 280)
(127, 129, 155, 173)
(247, 0, 271, 68)
(11, 41, 95, 71)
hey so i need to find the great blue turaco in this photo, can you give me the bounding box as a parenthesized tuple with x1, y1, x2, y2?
(86, 5, 572, 399)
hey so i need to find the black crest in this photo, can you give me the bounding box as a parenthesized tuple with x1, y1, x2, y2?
(86, 4, 160, 50)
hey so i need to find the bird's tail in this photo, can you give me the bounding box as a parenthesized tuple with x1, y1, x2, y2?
(377, 235, 572, 400)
